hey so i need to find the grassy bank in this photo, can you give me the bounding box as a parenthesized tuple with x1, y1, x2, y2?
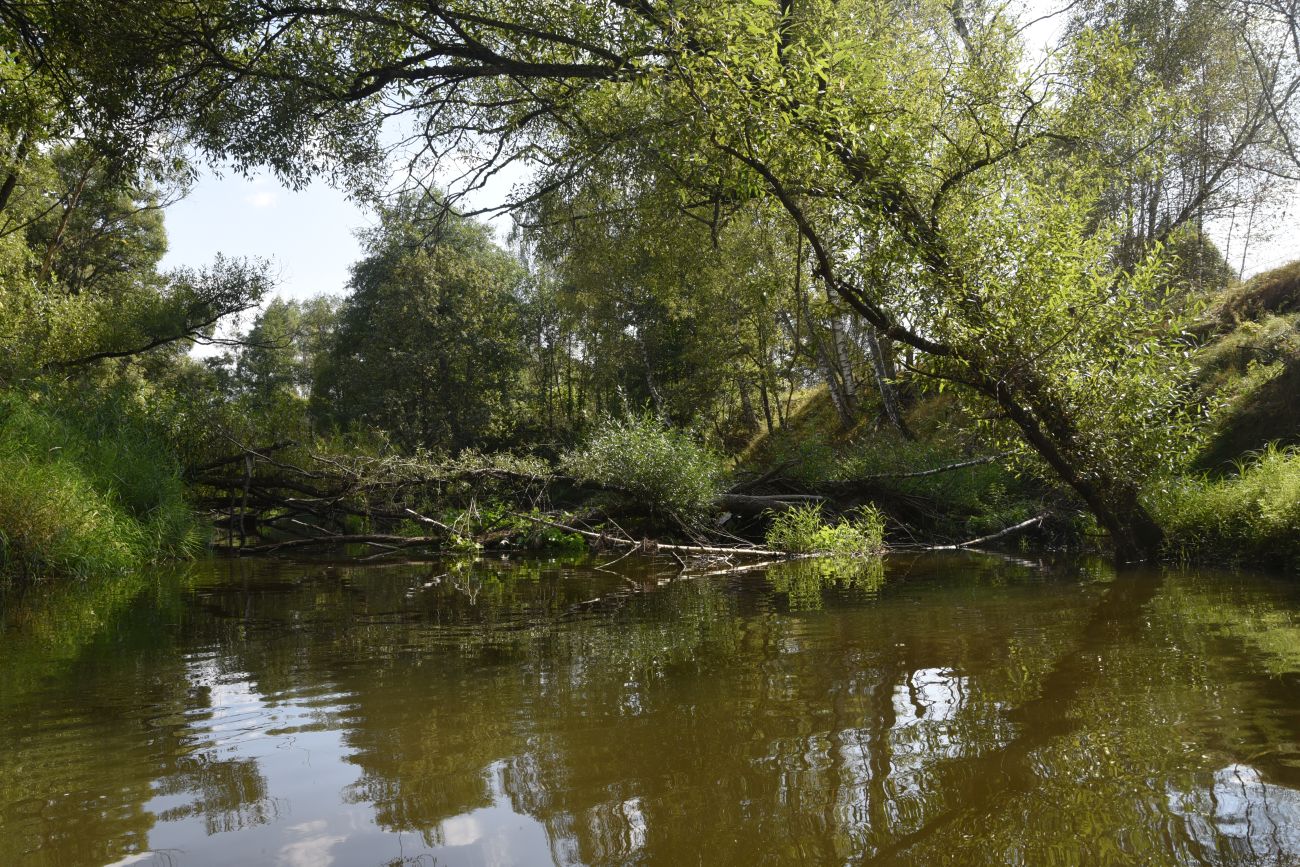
(0, 393, 198, 583)
(1152, 445, 1300, 568)
(1137, 260, 1300, 567)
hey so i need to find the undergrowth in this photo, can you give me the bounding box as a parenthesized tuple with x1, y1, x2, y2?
(1152, 443, 1300, 566)
(744, 388, 1045, 541)
(0, 392, 198, 583)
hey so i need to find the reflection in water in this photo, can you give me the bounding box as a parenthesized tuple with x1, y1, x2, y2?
(1172, 764, 1300, 865)
(1, 554, 1299, 865)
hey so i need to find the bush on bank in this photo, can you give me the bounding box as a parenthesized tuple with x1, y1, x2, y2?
(561, 413, 727, 520)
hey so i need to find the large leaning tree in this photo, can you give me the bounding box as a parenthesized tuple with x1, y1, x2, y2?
(6, 0, 1297, 561)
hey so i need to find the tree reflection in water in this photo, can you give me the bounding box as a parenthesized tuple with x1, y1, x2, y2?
(2, 554, 1300, 866)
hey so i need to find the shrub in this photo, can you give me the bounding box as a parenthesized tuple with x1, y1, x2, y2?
(561, 413, 726, 519)
(764, 503, 886, 556)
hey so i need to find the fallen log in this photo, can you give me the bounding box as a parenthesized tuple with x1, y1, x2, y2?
(924, 513, 1047, 551)
(217, 533, 445, 555)
(511, 512, 788, 558)
(716, 492, 825, 514)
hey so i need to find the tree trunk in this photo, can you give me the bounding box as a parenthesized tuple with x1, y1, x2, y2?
(828, 313, 859, 409)
(796, 294, 854, 427)
(756, 377, 775, 433)
(0, 131, 30, 215)
(978, 371, 1164, 563)
(861, 324, 913, 439)
(735, 145, 1167, 563)
(38, 168, 91, 286)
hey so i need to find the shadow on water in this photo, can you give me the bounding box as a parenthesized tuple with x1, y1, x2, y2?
(2, 552, 1300, 865)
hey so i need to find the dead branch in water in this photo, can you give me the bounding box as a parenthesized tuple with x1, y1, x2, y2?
(923, 514, 1047, 551)
(225, 533, 447, 554)
(509, 512, 789, 557)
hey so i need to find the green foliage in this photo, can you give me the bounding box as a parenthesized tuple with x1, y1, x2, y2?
(746, 388, 1049, 541)
(234, 295, 340, 406)
(1151, 444, 1300, 566)
(836, 433, 1041, 538)
(483, 512, 586, 551)
(562, 413, 726, 519)
(0, 392, 198, 582)
(764, 503, 885, 556)
(5, 0, 1295, 564)
(314, 194, 527, 452)
(519, 163, 804, 439)
(0, 138, 268, 384)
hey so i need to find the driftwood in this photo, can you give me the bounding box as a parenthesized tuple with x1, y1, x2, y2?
(858, 451, 1015, 480)
(924, 513, 1047, 551)
(193, 436, 1032, 560)
(228, 533, 447, 554)
(511, 512, 789, 557)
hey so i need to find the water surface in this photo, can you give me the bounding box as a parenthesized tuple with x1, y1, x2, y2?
(2, 553, 1299, 865)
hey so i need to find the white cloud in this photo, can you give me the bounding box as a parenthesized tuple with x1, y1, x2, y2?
(245, 189, 278, 209)
(279, 822, 345, 867)
(440, 814, 484, 847)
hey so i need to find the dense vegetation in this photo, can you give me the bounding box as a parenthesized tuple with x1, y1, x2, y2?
(2, 0, 1300, 580)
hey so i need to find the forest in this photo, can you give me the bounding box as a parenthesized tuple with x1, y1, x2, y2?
(3, 0, 1300, 583)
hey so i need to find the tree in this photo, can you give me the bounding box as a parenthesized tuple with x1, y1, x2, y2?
(518, 160, 803, 440)
(314, 197, 526, 452)
(1065, 0, 1298, 285)
(235, 296, 340, 406)
(13, 0, 1298, 559)
(0, 143, 269, 384)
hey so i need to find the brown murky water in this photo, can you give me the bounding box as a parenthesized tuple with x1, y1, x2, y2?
(2, 553, 1299, 866)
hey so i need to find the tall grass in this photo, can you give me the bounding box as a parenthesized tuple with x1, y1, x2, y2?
(0, 393, 198, 582)
(1151, 443, 1300, 566)
(765, 503, 886, 556)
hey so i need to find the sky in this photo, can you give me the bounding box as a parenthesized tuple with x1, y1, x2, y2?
(159, 172, 370, 302)
(158, 4, 1300, 305)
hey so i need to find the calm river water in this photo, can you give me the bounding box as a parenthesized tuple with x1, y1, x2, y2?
(1, 553, 1299, 866)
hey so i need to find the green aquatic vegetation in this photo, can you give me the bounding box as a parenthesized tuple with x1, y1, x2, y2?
(764, 503, 885, 556)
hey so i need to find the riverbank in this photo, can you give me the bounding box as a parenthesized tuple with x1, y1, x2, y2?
(0, 392, 197, 584)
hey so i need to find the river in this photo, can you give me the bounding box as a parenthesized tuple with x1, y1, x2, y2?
(1, 553, 1298, 865)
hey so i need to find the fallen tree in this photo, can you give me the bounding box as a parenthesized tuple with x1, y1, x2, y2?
(190, 438, 1038, 559)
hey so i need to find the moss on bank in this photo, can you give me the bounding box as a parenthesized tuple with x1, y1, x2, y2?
(0, 393, 198, 583)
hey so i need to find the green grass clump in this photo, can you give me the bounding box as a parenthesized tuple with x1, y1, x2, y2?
(1151, 443, 1300, 566)
(765, 503, 885, 556)
(562, 413, 726, 519)
(0, 393, 198, 583)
